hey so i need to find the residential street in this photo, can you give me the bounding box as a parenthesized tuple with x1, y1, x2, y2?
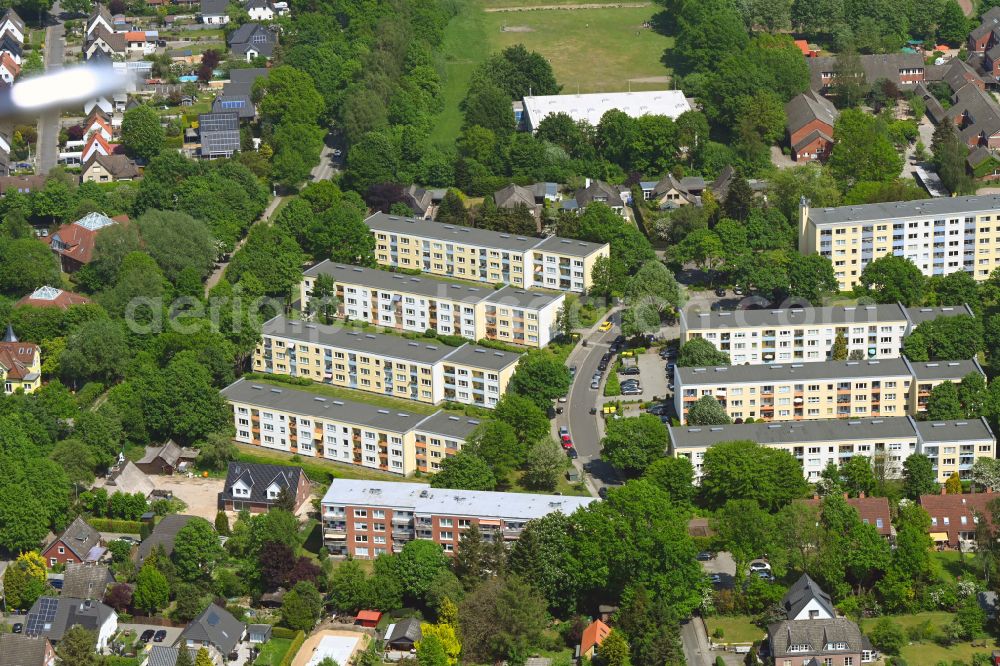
(679, 617, 712, 666)
(36, 2, 65, 175)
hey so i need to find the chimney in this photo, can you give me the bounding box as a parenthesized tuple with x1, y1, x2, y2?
(858, 492, 866, 499)
(812, 494, 819, 500)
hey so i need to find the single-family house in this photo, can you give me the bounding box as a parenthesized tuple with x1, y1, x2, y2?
(135, 440, 198, 475)
(178, 604, 246, 658)
(0, 174, 45, 196)
(84, 111, 114, 143)
(86, 24, 127, 60)
(646, 174, 705, 208)
(781, 574, 835, 621)
(24, 597, 117, 650)
(81, 154, 140, 183)
(105, 461, 155, 498)
(86, 4, 115, 39)
(968, 145, 1000, 181)
(0, 633, 56, 666)
(84, 96, 114, 116)
(200, 0, 230, 25)
(384, 617, 422, 651)
(794, 39, 818, 57)
(145, 646, 197, 666)
(803, 494, 894, 540)
(0, 8, 25, 46)
(494, 183, 543, 227)
(48, 211, 122, 273)
(41, 517, 102, 568)
(135, 515, 195, 566)
(227, 22, 276, 62)
(562, 179, 628, 216)
(400, 184, 440, 219)
(919, 490, 998, 548)
(0, 32, 21, 65)
(218, 462, 311, 513)
(211, 67, 266, 121)
(1, 324, 41, 395)
(246, 0, 275, 21)
(198, 111, 240, 158)
(785, 89, 838, 162)
(767, 618, 876, 666)
(124, 31, 155, 55)
(0, 51, 19, 84)
(579, 619, 611, 659)
(81, 132, 117, 163)
(970, 7, 1000, 53)
(61, 563, 113, 600)
(15, 286, 92, 310)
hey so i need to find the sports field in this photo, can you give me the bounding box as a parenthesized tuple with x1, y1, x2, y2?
(431, 0, 674, 143)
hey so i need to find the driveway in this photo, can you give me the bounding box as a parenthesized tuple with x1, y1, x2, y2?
(701, 551, 737, 589)
(149, 475, 225, 521)
(37, 1, 66, 174)
(114, 624, 184, 653)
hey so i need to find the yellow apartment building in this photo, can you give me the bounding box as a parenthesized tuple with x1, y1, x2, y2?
(366, 212, 610, 293)
(253, 316, 522, 409)
(0, 325, 41, 395)
(223, 378, 480, 476)
(299, 261, 565, 348)
(799, 194, 1000, 290)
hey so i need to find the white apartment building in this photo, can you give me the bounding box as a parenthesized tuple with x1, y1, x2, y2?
(670, 416, 996, 484)
(679, 303, 974, 365)
(300, 261, 564, 348)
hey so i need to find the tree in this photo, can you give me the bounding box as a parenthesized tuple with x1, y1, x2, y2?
(281, 580, 323, 631)
(175, 648, 195, 666)
(831, 49, 868, 108)
(903, 454, 937, 499)
(624, 261, 686, 314)
(493, 394, 550, 444)
(135, 209, 216, 282)
(2, 552, 47, 610)
(769, 164, 841, 221)
(685, 396, 731, 426)
(508, 353, 572, 409)
(903, 315, 983, 361)
(938, 1, 970, 45)
(105, 583, 133, 612)
(58, 626, 102, 666)
(195, 647, 214, 666)
(255, 65, 325, 127)
(121, 105, 165, 161)
(946, 471, 963, 494)
(601, 415, 669, 477)
(133, 563, 169, 614)
(0, 238, 61, 297)
(670, 228, 724, 274)
(463, 83, 516, 135)
(522, 438, 566, 491)
(787, 253, 837, 304)
(868, 618, 905, 655)
(675, 0, 749, 74)
(417, 634, 450, 666)
(395, 540, 449, 604)
(855, 254, 925, 306)
(172, 517, 223, 581)
(927, 381, 965, 420)
(642, 456, 694, 507)
(971, 458, 1000, 492)
(590, 255, 614, 301)
(198, 432, 238, 471)
(840, 455, 876, 497)
(714, 499, 774, 576)
(466, 421, 524, 479)
(723, 172, 754, 222)
(700, 440, 808, 511)
(226, 224, 305, 298)
(828, 110, 903, 187)
(459, 576, 548, 664)
(436, 189, 468, 226)
(598, 629, 632, 666)
(677, 338, 729, 367)
(932, 121, 975, 195)
(430, 453, 496, 491)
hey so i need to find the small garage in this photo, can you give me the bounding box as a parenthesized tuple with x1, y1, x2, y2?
(384, 617, 422, 651)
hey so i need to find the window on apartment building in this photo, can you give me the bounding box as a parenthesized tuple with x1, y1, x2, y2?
(354, 509, 368, 518)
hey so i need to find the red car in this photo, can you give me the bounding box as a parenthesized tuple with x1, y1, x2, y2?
(560, 434, 573, 449)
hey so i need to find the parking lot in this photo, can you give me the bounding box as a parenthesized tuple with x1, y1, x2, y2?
(114, 624, 184, 654)
(700, 551, 736, 589)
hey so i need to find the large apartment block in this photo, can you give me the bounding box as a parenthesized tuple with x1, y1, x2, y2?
(675, 357, 983, 424)
(366, 212, 610, 293)
(799, 195, 1000, 290)
(253, 316, 522, 409)
(222, 379, 481, 476)
(321, 479, 596, 558)
(679, 303, 974, 365)
(670, 416, 996, 484)
(299, 261, 565, 348)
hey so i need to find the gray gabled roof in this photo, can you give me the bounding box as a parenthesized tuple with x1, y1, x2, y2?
(574, 180, 623, 208)
(494, 183, 536, 209)
(50, 516, 101, 561)
(0, 634, 50, 666)
(767, 618, 864, 657)
(785, 90, 838, 135)
(180, 603, 245, 655)
(224, 67, 268, 97)
(62, 563, 113, 600)
(782, 574, 835, 620)
(200, 0, 227, 15)
(198, 111, 240, 156)
(25, 597, 115, 643)
(909, 358, 982, 381)
(136, 514, 196, 565)
(221, 461, 304, 505)
(228, 23, 275, 56)
(147, 646, 196, 666)
(385, 617, 422, 645)
(212, 94, 255, 119)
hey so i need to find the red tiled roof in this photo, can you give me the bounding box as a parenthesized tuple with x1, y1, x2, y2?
(356, 610, 381, 622)
(803, 495, 893, 538)
(581, 619, 611, 656)
(15, 288, 92, 310)
(124, 30, 146, 42)
(794, 39, 810, 55)
(84, 132, 112, 157)
(0, 51, 19, 77)
(919, 491, 998, 546)
(86, 112, 113, 136)
(0, 341, 38, 380)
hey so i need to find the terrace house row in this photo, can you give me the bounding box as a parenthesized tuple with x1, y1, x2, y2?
(679, 303, 973, 365)
(321, 479, 595, 558)
(674, 357, 984, 424)
(799, 195, 1000, 290)
(223, 378, 480, 475)
(253, 316, 522, 409)
(670, 416, 995, 484)
(366, 212, 610, 293)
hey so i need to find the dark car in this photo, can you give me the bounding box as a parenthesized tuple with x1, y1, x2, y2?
(139, 630, 155, 643)
(566, 447, 579, 459)
(619, 366, 640, 375)
(12, 623, 22, 634)
(696, 551, 714, 561)
(153, 630, 167, 643)
(614, 335, 625, 346)
(598, 487, 608, 499)
(715, 287, 726, 297)
(589, 407, 597, 415)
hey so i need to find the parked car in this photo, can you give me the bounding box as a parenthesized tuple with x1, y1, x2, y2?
(558, 396, 568, 403)
(598, 487, 608, 499)
(734, 287, 745, 295)
(749, 560, 771, 572)
(755, 570, 775, 581)
(710, 573, 723, 585)
(590, 380, 600, 389)
(153, 630, 167, 643)
(561, 435, 573, 449)
(559, 426, 569, 437)
(589, 407, 598, 415)
(622, 388, 642, 396)
(619, 366, 640, 376)
(566, 447, 578, 459)
(12, 624, 22, 634)
(715, 287, 726, 297)
(696, 551, 714, 561)
(599, 320, 613, 332)
(569, 365, 577, 378)
(647, 404, 667, 415)
(139, 630, 155, 643)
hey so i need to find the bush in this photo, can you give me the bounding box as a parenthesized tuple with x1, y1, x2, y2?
(87, 518, 142, 534)
(715, 657, 726, 666)
(271, 626, 299, 639)
(603, 372, 621, 397)
(869, 618, 906, 655)
(278, 631, 306, 666)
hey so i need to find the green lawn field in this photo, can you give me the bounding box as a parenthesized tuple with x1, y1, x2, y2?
(705, 615, 766, 644)
(430, 0, 674, 144)
(860, 612, 997, 665)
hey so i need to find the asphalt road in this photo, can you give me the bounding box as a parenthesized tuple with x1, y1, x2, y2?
(37, 3, 65, 175)
(679, 617, 712, 666)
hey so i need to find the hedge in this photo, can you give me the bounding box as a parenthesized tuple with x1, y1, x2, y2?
(270, 626, 298, 639)
(87, 518, 142, 534)
(603, 372, 621, 397)
(278, 630, 306, 666)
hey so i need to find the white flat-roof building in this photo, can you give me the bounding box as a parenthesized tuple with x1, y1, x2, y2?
(519, 90, 691, 130)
